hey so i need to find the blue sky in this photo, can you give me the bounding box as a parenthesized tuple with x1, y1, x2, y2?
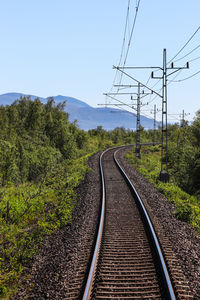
(0, 0, 200, 122)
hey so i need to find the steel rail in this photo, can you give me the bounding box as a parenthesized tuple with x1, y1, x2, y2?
(82, 149, 107, 300)
(82, 145, 176, 299)
(114, 148, 176, 300)
(82, 145, 128, 299)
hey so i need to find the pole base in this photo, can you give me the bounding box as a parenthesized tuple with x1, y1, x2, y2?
(159, 171, 170, 183)
(135, 149, 141, 159)
(136, 153, 141, 159)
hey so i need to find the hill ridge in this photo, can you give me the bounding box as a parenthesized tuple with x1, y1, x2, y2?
(0, 92, 156, 131)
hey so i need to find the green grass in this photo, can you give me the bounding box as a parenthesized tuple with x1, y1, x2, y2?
(0, 154, 90, 298)
(125, 146, 200, 232)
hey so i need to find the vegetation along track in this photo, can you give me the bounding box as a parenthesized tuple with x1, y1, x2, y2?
(83, 146, 177, 300)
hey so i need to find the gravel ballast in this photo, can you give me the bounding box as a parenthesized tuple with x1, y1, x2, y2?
(13, 152, 101, 299)
(116, 146, 200, 299)
(13, 148, 200, 299)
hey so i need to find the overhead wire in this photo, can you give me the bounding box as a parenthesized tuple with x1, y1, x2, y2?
(116, 0, 131, 72)
(168, 53, 200, 83)
(122, 0, 141, 67)
(108, 104, 137, 116)
(146, 27, 200, 100)
(105, 94, 137, 111)
(170, 69, 200, 82)
(173, 43, 200, 63)
(148, 29, 200, 94)
(139, 110, 161, 122)
(168, 67, 184, 85)
(109, 0, 131, 93)
(147, 89, 162, 105)
(117, 0, 141, 90)
(163, 26, 200, 87)
(107, 5, 200, 120)
(189, 55, 200, 63)
(167, 26, 200, 64)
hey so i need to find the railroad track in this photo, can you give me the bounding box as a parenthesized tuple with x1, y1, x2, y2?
(83, 146, 176, 300)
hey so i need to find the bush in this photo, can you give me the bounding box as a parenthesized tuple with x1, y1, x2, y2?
(0, 153, 90, 297)
(126, 147, 200, 232)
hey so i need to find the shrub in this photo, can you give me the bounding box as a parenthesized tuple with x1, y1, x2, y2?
(126, 147, 200, 232)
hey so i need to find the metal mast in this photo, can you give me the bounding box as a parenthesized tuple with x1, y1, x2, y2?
(135, 83, 141, 158)
(153, 104, 156, 146)
(110, 49, 189, 181)
(159, 48, 169, 182)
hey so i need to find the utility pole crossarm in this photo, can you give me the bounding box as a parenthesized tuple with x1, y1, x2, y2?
(167, 69, 185, 77)
(113, 65, 162, 98)
(116, 66, 162, 70)
(104, 93, 137, 111)
(105, 92, 138, 95)
(114, 84, 138, 88)
(98, 103, 137, 107)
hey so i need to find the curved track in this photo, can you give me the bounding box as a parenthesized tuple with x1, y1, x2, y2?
(83, 147, 176, 300)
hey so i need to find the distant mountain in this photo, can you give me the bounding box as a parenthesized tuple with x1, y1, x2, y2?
(0, 93, 43, 105)
(0, 93, 158, 131)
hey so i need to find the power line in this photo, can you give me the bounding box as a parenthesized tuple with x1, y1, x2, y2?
(168, 26, 200, 64)
(171, 69, 200, 82)
(146, 28, 200, 91)
(109, 0, 131, 92)
(188, 55, 200, 63)
(164, 27, 200, 85)
(122, 0, 141, 67)
(117, 0, 141, 89)
(146, 28, 200, 87)
(168, 60, 190, 85)
(140, 111, 154, 119)
(167, 56, 200, 84)
(167, 55, 200, 85)
(104, 93, 136, 111)
(102, 103, 137, 116)
(146, 88, 162, 105)
(168, 68, 183, 85)
(173, 43, 200, 63)
(119, 0, 131, 67)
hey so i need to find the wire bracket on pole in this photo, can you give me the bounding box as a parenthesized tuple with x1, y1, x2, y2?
(105, 49, 189, 180)
(135, 83, 141, 158)
(151, 49, 189, 182)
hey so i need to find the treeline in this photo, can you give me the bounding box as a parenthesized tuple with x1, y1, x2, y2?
(0, 95, 199, 196)
(167, 111, 200, 199)
(0, 96, 147, 186)
(0, 96, 90, 185)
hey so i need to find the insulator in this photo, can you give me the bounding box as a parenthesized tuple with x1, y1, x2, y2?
(186, 62, 189, 68)
(171, 62, 174, 68)
(151, 72, 154, 78)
